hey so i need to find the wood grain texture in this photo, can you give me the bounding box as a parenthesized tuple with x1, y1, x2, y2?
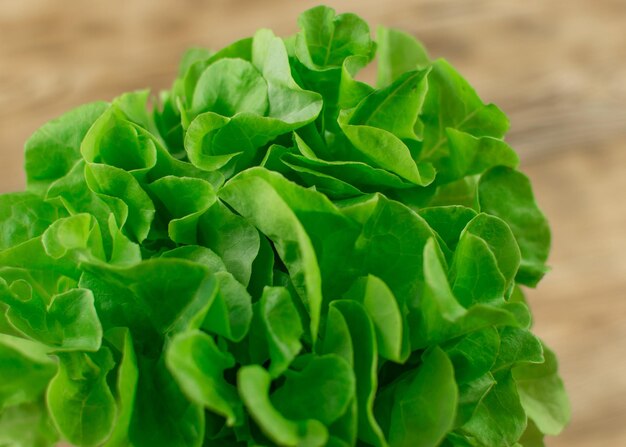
(1, 1, 625, 446)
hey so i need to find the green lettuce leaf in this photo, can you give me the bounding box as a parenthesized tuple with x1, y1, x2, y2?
(343, 275, 407, 363)
(0, 6, 569, 446)
(459, 370, 527, 447)
(130, 355, 204, 447)
(258, 286, 304, 377)
(166, 330, 243, 425)
(330, 300, 386, 447)
(47, 349, 117, 447)
(25, 102, 110, 194)
(513, 344, 570, 436)
(0, 193, 61, 250)
(272, 354, 355, 426)
(0, 334, 56, 408)
(295, 6, 375, 69)
(478, 167, 551, 286)
(103, 328, 138, 447)
(376, 26, 430, 87)
(375, 347, 457, 447)
(238, 365, 328, 447)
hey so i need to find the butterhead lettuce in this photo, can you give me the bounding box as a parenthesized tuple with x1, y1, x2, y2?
(0, 5, 569, 446)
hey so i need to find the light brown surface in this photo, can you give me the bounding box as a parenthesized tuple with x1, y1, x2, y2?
(1, 1, 625, 445)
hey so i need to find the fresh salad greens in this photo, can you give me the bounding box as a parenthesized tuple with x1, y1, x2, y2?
(0, 5, 569, 446)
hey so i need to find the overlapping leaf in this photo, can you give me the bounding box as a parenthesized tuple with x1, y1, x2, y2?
(0, 5, 568, 447)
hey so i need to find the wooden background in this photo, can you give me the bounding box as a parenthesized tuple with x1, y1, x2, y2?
(1, 1, 625, 445)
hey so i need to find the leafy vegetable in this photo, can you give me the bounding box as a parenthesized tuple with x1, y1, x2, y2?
(0, 5, 569, 446)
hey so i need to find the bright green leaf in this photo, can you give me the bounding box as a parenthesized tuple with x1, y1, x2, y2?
(0, 334, 56, 408)
(47, 349, 117, 447)
(25, 102, 110, 194)
(259, 286, 303, 377)
(238, 365, 328, 447)
(344, 275, 405, 363)
(376, 26, 430, 87)
(331, 300, 386, 447)
(478, 167, 551, 287)
(376, 347, 457, 447)
(166, 330, 243, 425)
(272, 354, 355, 426)
(103, 328, 138, 447)
(202, 271, 252, 342)
(460, 370, 527, 447)
(513, 344, 570, 436)
(130, 355, 204, 447)
(295, 6, 375, 69)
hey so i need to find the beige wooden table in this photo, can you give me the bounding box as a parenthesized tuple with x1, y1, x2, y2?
(1, 1, 625, 445)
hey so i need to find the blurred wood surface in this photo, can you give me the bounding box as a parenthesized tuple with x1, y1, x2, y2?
(1, 1, 625, 446)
